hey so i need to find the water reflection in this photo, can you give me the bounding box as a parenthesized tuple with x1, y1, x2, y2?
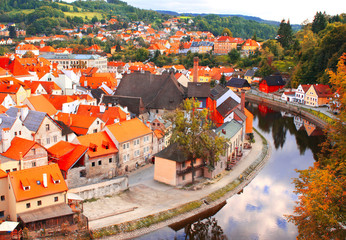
(138, 104, 324, 240)
(253, 103, 325, 159)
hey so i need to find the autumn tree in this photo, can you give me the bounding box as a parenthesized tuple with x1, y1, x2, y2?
(219, 74, 227, 87)
(167, 98, 227, 183)
(22, 51, 35, 58)
(221, 28, 232, 37)
(287, 54, 346, 240)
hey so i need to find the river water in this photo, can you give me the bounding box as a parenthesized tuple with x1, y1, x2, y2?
(136, 103, 325, 240)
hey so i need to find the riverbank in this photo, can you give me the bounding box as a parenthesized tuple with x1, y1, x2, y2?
(84, 129, 270, 239)
(243, 91, 334, 128)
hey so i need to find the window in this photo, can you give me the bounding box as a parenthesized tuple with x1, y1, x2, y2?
(123, 144, 126, 150)
(26, 203, 31, 208)
(53, 136, 57, 143)
(182, 175, 185, 180)
(46, 124, 50, 131)
(91, 162, 95, 167)
(123, 154, 127, 162)
(93, 129, 97, 133)
(80, 170, 86, 177)
(54, 197, 58, 202)
(127, 143, 129, 148)
(1, 195, 5, 201)
(19, 131, 21, 135)
(12, 168, 17, 171)
(182, 162, 185, 168)
(46, 138, 50, 144)
(109, 158, 112, 163)
(14, 132, 17, 136)
(32, 161, 36, 167)
(134, 150, 140, 157)
(0, 211, 4, 218)
(98, 160, 102, 165)
(6, 169, 10, 173)
(37, 200, 42, 206)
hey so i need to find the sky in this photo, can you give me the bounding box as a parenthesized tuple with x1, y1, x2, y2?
(120, 0, 345, 24)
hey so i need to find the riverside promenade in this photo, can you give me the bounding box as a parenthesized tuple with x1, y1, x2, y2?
(83, 130, 270, 239)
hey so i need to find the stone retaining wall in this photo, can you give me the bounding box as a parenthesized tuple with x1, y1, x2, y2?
(69, 176, 129, 200)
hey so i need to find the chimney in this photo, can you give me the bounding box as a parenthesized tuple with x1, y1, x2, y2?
(193, 57, 199, 83)
(100, 104, 106, 113)
(43, 173, 48, 188)
(20, 107, 29, 121)
(241, 89, 245, 113)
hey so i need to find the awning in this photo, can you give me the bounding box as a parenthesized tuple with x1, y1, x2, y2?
(18, 203, 73, 223)
(0, 221, 19, 232)
(67, 192, 84, 201)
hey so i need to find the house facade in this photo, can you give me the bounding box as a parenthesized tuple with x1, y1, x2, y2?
(105, 118, 153, 172)
(304, 84, 332, 107)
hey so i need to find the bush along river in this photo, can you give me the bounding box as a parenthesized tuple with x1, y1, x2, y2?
(136, 103, 325, 240)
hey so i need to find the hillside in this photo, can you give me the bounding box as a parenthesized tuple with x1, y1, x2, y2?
(0, 0, 280, 39)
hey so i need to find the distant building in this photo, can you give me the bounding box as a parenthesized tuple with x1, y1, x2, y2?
(40, 53, 108, 72)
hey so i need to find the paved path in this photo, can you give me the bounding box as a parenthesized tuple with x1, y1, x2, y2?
(83, 132, 265, 232)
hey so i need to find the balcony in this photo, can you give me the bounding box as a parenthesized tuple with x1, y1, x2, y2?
(176, 162, 206, 176)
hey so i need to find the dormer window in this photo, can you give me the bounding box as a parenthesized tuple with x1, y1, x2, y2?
(21, 180, 30, 191)
(51, 174, 61, 184)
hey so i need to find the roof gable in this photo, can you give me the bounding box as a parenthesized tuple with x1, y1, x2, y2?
(106, 118, 152, 143)
(8, 164, 68, 202)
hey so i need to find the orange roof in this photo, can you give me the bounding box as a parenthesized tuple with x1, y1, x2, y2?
(77, 131, 118, 158)
(154, 129, 164, 139)
(25, 95, 58, 116)
(0, 169, 7, 178)
(313, 84, 332, 98)
(0, 77, 30, 93)
(47, 141, 88, 172)
(106, 118, 152, 143)
(8, 164, 68, 202)
(55, 112, 101, 135)
(15, 44, 38, 51)
(43, 95, 75, 110)
(0, 105, 7, 114)
(76, 105, 128, 125)
(39, 46, 56, 53)
(0, 58, 30, 76)
(1, 137, 44, 160)
(0, 67, 7, 76)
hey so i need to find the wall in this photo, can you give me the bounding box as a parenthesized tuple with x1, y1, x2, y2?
(154, 157, 177, 186)
(35, 116, 63, 148)
(0, 177, 9, 221)
(68, 176, 128, 199)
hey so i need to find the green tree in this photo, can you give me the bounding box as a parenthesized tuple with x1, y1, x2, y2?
(167, 99, 227, 183)
(312, 11, 327, 34)
(277, 19, 293, 49)
(135, 47, 149, 62)
(0, 46, 9, 56)
(221, 28, 232, 37)
(8, 26, 16, 39)
(91, 16, 98, 24)
(219, 74, 227, 87)
(228, 48, 240, 64)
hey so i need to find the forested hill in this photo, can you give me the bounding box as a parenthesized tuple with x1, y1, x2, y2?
(157, 10, 301, 31)
(0, 0, 279, 39)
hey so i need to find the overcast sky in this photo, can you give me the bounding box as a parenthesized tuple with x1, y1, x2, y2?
(120, 0, 345, 24)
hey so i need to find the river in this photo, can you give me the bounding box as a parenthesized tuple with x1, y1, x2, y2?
(136, 103, 325, 240)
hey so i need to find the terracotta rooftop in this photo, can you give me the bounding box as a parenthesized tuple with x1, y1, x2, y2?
(8, 164, 68, 202)
(106, 117, 152, 143)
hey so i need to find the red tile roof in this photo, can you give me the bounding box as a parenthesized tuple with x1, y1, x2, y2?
(55, 112, 101, 135)
(0, 169, 7, 179)
(1, 137, 44, 160)
(47, 141, 88, 172)
(25, 95, 58, 116)
(8, 164, 68, 202)
(313, 84, 332, 98)
(106, 118, 152, 143)
(77, 131, 118, 158)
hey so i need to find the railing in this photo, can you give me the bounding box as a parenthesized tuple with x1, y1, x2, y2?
(176, 163, 206, 176)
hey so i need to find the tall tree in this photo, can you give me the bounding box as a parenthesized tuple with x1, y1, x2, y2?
(167, 98, 227, 183)
(221, 28, 233, 37)
(287, 54, 346, 239)
(311, 11, 327, 34)
(277, 19, 293, 49)
(8, 26, 16, 39)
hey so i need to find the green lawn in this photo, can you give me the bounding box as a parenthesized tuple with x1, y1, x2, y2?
(64, 11, 104, 20)
(56, 2, 82, 12)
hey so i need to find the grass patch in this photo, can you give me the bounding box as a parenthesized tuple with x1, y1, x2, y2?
(92, 200, 203, 238)
(253, 127, 267, 145)
(64, 11, 104, 19)
(56, 2, 82, 12)
(83, 197, 99, 203)
(301, 107, 334, 124)
(205, 180, 241, 202)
